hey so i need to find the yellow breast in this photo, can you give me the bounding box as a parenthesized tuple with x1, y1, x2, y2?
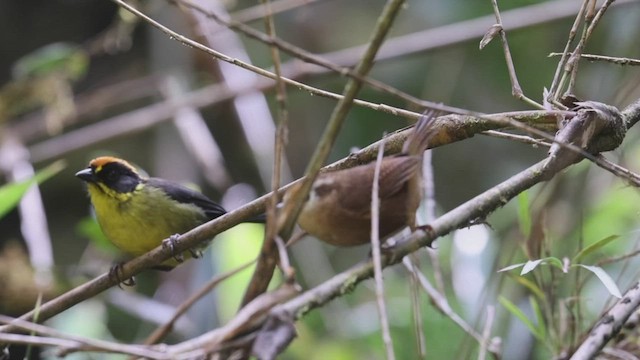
(87, 183, 207, 257)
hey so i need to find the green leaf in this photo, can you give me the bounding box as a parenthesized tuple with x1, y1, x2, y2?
(573, 235, 621, 263)
(499, 296, 544, 341)
(513, 275, 546, 300)
(529, 296, 546, 340)
(517, 192, 531, 238)
(0, 160, 65, 218)
(576, 265, 622, 299)
(13, 43, 88, 81)
(520, 257, 563, 275)
(544, 257, 565, 271)
(521, 259, 544, 275)
(498, 262, 526, 273)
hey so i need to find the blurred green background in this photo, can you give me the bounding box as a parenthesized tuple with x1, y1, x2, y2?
(1, 0, 640, 359)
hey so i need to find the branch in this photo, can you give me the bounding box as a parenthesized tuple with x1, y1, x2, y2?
(2, 104, 630, 337)
(570, 282, 640, 359)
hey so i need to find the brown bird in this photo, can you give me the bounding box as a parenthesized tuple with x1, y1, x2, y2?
(290, 112, 437, 246)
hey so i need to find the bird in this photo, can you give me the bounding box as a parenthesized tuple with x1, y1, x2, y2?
(76, 156, 262, 270)
(289, 112, 437, 247)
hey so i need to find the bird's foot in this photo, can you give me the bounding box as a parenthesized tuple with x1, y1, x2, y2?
(365, 238, 396, 263)
(416, 224, 437, 247)
(162, 234, 185, 263)
(109, 262, 136, 288)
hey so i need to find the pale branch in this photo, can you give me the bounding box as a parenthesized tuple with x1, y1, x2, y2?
(548, 53, 640, 66)
(570, 282, 640, 359)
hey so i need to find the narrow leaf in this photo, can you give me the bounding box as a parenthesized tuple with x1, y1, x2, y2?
(0, 160, 66, 218)
(499, 296, 543, 341)
(573, 235, 621, 262)
(498, 262, 526, 273)
(521, 259, 544, 275)
(529, 296, 546, 340)
(577, 265, 622, 299)
(517, 192, 531, 238)
(512, 275, 546, 301)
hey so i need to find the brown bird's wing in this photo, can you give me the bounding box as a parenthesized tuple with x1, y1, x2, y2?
(377, 156, 420, 199)
(332, 166, 374, 218)
(334, 156, 419, 218)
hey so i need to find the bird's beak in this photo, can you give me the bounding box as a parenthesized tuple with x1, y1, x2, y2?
(75, 168, 96, 183)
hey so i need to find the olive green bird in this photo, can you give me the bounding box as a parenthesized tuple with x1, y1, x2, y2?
(76, 156, 262, 270)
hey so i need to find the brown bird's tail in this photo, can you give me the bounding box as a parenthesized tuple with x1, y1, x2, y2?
(402, 110, 439, 156)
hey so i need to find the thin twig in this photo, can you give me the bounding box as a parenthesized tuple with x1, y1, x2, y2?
(187, 0, 285, 189)
(143, 260, 256, 345)
(274, 236, 294, 281)
(322, 0, 634, 72)
(562, 0, 615, 98)
(239, 0, 292, 308)
(565, 0, 594, 96)
(549, 0, 588, 100)
(597, 248, 640, 267)
(593, 154, 640, 188)
(483, 130, 552, 148)
(171, 0, 436, 112)
(165, 284, 300, 356)
(402, 258, 490, 351)
(111, 0, 411, 128)
(407, 255, 427, 358)
(478, 306, 497, 360)
(489, 0, 542, 109)
(582, 0, 616, 48)
(0, 315, 166, 359)
(548, 53, 640, 66)
(371, 135, 396, 360)
(232, 0, 326, 24)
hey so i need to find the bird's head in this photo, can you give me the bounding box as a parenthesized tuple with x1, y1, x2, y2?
(76, 157, 143, 197)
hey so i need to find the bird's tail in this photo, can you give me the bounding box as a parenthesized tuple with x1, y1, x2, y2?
(402, 110, 439, 156)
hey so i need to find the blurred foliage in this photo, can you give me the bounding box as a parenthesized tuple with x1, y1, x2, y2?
(11, 42, 88, 81)
(0, 241, 58, 316)
(0, 162, 65, 317)
(0, 44, 88, 134)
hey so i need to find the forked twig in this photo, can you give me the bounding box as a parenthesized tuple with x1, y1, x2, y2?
(485, 0, 542, 108)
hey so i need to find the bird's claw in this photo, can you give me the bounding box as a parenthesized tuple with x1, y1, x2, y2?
(109, 263, 136, 288)
(162, 234, 185, 263)
(189, 248, 203, 259)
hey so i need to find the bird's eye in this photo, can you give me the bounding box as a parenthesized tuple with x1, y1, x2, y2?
(102, 169, 118, 183)
(314, 183, 334, 197)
